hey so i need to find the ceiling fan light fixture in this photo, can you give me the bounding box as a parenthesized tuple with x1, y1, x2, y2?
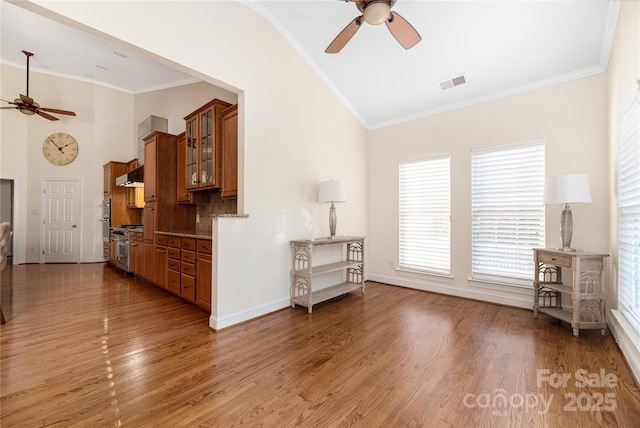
(363, 2, 391, 25)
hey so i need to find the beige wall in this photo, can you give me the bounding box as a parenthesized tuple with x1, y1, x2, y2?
(134, 82, 237, 136)
(367, 74, 609, 307)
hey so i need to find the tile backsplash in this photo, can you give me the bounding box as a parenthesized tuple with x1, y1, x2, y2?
(195, 192, 237, 235)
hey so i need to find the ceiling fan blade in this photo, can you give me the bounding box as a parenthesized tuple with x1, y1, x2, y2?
(325, 16, 363, 54)
(385, 11, 421, 49)
(36, 110, 59, 121)
(39, 107, 77, 116)
(0, 106, 19, 110)
(20, 94, 34, 106)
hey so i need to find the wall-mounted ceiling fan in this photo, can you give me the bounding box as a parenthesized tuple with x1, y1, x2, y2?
(1, 51, 76, 121)
(326, 0, 421, 53)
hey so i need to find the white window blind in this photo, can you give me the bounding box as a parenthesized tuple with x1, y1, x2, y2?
(399, 156, 451, 275)
(471, 141, 545, 282)
(618, 91, 640, 331)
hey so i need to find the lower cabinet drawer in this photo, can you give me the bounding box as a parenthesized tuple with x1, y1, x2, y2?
(167, 270, 180, 295)
(182, 250, 196, 264)
(181, 274, 196, 302)
(181, 262, 196, 276)
(168, 259, 180, 271)
(168, 248, 181, 260)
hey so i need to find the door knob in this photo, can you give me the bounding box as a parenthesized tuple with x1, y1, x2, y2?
(72, 224, 77, 228)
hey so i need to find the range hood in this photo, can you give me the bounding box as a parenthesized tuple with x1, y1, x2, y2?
(116, 165, 144, 188)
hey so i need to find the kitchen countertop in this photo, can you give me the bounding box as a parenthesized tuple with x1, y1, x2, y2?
(155, 230, 212, 240)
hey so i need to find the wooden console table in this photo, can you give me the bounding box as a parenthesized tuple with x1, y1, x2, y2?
(290, 236, 365, 313)
(533, 248, 608, 337)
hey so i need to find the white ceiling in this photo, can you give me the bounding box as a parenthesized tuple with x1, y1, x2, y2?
(1, 1, 619, 130)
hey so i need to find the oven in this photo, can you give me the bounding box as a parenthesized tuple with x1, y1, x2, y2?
(111, 225, 143, 273)
(100, 199, 111, 244)
(114, 233, 130, 272)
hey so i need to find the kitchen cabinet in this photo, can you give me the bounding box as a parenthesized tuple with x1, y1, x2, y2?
(142, 203, 156, 282)
(143, 137, 157, 202)
(290, 236, 365, 313)
(109, 231, 117, 265)
(103, 161, 141, 227)
(180, 238, 197, 303)
(130, 230, 143, 275)
(167, 237, 181, 295)
(155, 235, 168, 288)
(103, 162, 117, 197)
(154, 233, 212, 312)
(141, 132, 196, 282)
(184, 99, 232, 191)
(220, 104, 238, 200)
(533, 248, 608, 337)
(176, 132, 209, 204)
(126, 158, 144, 209)
(196, 239, 213, 311)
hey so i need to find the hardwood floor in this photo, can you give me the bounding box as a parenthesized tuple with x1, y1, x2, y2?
(1, 263, 639, 427)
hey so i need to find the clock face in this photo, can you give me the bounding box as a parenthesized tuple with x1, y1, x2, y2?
(42, 133, 78, 166)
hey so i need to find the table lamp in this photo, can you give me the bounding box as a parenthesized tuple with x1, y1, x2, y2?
(318, 180, 346, 239)
(543, 174, 592, 251)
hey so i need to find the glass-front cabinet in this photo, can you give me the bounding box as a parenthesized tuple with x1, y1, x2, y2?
(184, 99, 232, 191)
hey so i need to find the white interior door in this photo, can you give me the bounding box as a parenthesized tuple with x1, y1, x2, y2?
(42, 178, 81, 263)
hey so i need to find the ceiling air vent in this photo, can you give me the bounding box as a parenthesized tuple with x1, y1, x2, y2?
(439, 74, 467, 91)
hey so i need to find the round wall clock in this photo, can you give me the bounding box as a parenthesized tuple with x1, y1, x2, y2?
(42, 132, 78, 166)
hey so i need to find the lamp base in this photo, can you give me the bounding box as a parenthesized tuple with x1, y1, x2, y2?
(329, 203, 337, 239)
(559, 204, 574, 251)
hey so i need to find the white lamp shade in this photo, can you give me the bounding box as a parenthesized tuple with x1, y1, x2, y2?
(318, 180, 346, 203)
(544, 174, 592, 205)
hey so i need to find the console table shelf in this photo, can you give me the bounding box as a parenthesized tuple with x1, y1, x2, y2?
(533, 248, 608, 337)
(290, 236, 365, 313)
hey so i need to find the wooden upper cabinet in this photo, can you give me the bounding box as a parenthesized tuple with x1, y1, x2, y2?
(176, 132, 208, 204)
(103, 163, 112, 197)
(184, 99, 232, 191)
(126, 158, 144, 208)
(103, 161, 126, 198)
(220, 104, 238, 200)
(143, 134, 158, 202)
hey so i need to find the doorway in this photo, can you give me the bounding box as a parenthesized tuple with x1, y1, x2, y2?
(41, 178, 81, 263)
(0, 179, 14, 263)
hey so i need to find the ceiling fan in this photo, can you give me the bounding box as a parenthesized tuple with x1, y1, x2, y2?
(326, 0, 422, 53)
(1, 51, 76, 121)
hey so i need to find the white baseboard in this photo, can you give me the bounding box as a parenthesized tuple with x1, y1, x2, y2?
(80, 257, 107, 264)
(367, 274, 533, 310)
(608, 310, 640, 385)
(209, 297, 291, 331)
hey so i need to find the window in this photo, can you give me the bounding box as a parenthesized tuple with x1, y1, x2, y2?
(399, 156, 450, 275)
(618, 91, 640, 331)
(471, 141, 545, 283)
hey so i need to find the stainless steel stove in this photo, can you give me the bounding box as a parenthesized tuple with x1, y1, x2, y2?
(110, 225, 143, 272)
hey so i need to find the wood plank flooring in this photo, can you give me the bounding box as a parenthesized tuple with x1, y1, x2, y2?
(1, 263, 639, 427)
